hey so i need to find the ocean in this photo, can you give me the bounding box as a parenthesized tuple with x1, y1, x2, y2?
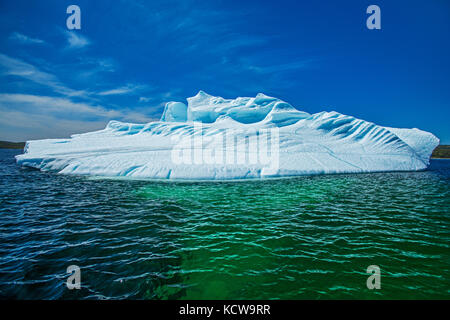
(0, 148, 449, 299)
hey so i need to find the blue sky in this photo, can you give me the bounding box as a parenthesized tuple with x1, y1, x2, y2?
(0, 0, 449, 142)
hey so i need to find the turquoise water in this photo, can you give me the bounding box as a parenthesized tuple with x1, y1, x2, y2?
(0, 148, 449, 299)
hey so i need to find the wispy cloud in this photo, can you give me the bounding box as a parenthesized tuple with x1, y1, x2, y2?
(9, 32, 45, 45)
(94, 58, 116, 72)
(65, 31, 90, 49)
(0, 53, 79, 96)
(0, 53, 142, 100)
(138, 90, 181, 104)
(0, 93, 119, 118)
(0, 93, 157, 140)
(0, 109, 108, 141)
(115, 1, 271, 56)
(68, 57, 117, 83)
(209, 34, 271, 54)
(0, 52, 159, 140)
(246, 59, 316, 74)
(139, 96, 152, 103)
(98, 83, 150, 96)
(0, 92, 157, 124)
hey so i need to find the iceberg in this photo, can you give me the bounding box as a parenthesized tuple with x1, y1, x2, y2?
(15, 91, 439, 180)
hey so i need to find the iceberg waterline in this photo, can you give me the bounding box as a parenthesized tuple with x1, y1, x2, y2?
(16, 91, 439, 180)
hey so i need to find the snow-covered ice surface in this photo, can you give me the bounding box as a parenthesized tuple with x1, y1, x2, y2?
(16, 91, 439, 180)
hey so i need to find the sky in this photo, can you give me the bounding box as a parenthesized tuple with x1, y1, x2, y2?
(0, 0, 449, 142)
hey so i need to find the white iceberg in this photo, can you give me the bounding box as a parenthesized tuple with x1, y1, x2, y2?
(16, 91, 439, 180)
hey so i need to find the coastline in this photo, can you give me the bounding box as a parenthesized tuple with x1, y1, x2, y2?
(0, 141, 25, 149)
(1, 141, 450, 159)
(431, 145, 450, 158)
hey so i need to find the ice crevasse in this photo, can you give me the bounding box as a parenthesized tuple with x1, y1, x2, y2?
(16, 91, 439, 180)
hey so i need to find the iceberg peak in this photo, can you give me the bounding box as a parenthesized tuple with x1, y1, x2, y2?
(161, 101, 187, 122)
(181, 91, 308, 124)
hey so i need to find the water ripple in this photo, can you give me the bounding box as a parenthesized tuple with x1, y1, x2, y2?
(0, 149, 449, 299)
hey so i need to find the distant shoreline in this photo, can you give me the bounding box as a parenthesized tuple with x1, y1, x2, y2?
(431, 145, 450, 159)
(1, 140, 449, 159)
(0, 141, 25, 149)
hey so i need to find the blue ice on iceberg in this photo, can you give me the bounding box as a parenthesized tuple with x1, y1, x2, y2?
(15, 91, 439, 180)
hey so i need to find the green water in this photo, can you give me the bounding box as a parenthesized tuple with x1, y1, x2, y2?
(0, 149, 449, 299)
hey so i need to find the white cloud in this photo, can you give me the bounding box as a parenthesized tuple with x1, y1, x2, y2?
(139, 96, 152, 103)
(138, 90, 181, 106)
(0, 53, 79, 96)
(66, 31, 90, 49)
(0, 93, 120, 118)
(0, 93, 157, 140)
(0, 110, 107, 141)
(0, 53, 126, 100)
(9, 32, 45, 45)
(0, 53, 159, 141)
(95, 58, 116, 72)
(98, 83, 149, 96)
(0, 93, 157, 122)
(246, 60, 316, 74)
